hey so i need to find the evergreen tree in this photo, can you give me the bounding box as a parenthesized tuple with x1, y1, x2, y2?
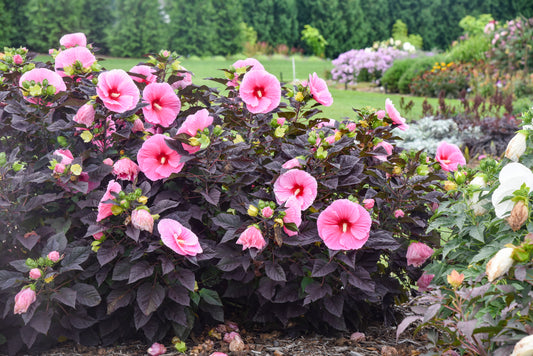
(360, 0, 392, 46)
(337, 0, 367, 53)
(107, 0, 167, 57)
(25, 0, 85, 52)
(211, 0, 243, 56)
(0, 0, 13, 48)
(241, 0, 275, 44)
(271, 0, 299, 48)
(167, 0, 216, 56)
(82, 0, 114, 53)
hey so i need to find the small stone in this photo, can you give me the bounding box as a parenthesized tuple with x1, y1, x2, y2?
(350, 332, 366, 343)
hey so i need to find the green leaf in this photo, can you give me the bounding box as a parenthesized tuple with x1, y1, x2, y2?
(199, 288, 222, 306)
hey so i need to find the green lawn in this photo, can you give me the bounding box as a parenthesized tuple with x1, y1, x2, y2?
(36, 54, 458, 120)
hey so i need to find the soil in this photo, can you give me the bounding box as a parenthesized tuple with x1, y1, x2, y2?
(36, 322, 433, 356)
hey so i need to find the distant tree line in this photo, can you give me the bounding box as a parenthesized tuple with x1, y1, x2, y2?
(1, 0, 532, 58)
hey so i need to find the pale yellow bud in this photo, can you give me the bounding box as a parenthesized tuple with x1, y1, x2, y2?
(505, 132, 527, 162)
(486, 247, 514, 282)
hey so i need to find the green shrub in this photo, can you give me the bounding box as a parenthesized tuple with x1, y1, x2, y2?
(446, 34, 490, 63)
(397, 55, 445, 94)
(381, 58, 414, 93)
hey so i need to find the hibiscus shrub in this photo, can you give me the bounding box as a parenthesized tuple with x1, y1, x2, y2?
(0, 34, 446, 354)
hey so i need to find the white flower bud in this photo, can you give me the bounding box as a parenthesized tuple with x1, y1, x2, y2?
(505, 132, 527, 162)
(486, 247, 514, 282)
(511, 334, 533, 356)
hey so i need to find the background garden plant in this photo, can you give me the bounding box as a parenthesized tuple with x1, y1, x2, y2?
(0, 33, 449, 354)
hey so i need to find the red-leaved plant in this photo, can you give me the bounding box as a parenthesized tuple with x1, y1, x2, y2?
(0, 34, 446, 354)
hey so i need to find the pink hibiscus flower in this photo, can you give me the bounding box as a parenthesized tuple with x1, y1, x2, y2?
(19, 68, 66, 105)
(406, 242, 434, 267)
(317, 199, 372, 250)
(283, 197, 302, 236)
(236, 225, 266, 250)
(59, 32, 87, 48)
(96, 180, 122, 222)
(374, 141, 394, 161)
(73, 103, 95, 127)
(282, 158, 302, 169)
(385, 98, 409, 131)
(137, 134, 185, 181)
(417, 272, 434, 292)
(239, 70, 281, 114)
(177, 109, 214, 153)
(171, 66, 193, 89)
(233, 58, 265, 71)
(96, 69, 140, 113)
(435, 141, 466, 172)
(273, 169, 317, 211)
(13, 288, 37, 314)
(54, 46, 96, 77)
(112, 157, 140, 181)
(129, 65, 157, 85)
(142, 83, 181, 127)
(53, 149, 74, 165)
(308, 72, 333, 106)
(158, 218, 203, 256)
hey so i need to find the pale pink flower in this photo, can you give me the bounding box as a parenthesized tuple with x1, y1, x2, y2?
(308, 72, 333, 106)
(276, 117, 286, 126)
(29, 268, 41, 279)
(315, 119, 336, 129)
(261, 206, 274, 218)
(236, 225, 266, 250)
(96, 180, 122, 222)
(171, 67, 193, 89)
(73, 103, 95, 127)
(363, 199, 375, 210)
(96, 69, 140, 113)
(137, 134, 185, 181)
(177, 109, 214, 153)
(103, 158, 113, 166)
(239, 70, 281, 114)
(394, 209, 405, 218)
(233, 58, 265, 71)
(93, 232, 104, 240)
(147, 342, 167, 356)
(347, 122, 357, 132)
(406, 242, 434, 267)
(19, 68, 66, 105)
(376, 110, 386, 119)
(132, 118, 144, 132)
(13, 54, 23, 65)
(48, 49, 54, 55)
(53, 163, 65, 174)
(283, 197, 302, 236)
(54, 46, 96, 77)
(112, 157, 140, 181)
(325, 135, 336, 144)
(210, 353, 228, 356)
(317, 199, 372, 250)
(282, 158, 301, 169)
(273, 169, 317, 210)
(47, 250, 61, 262)
(142, 83, 181, 127)
(53, 149, 74, 165)
(385, 99, 409, 131)
(129, 65, 157, 85)
(374, 141, 394, 161)
(131, 209, 154, 233)
(417, 273, 434, 292)
(13, 288, 36, 314)
(158, 219, 203, 256)
(435, 141, 466, 172)
(60, 32, 87, 48)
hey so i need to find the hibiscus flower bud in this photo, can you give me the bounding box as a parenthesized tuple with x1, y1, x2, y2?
(511, 334, 533, 356)
(29, 268, 42, 279)
(132, 118, 145, 133)
(261, 206, 274, 218)
(73, 103, 95, 127)
(47, 251, 61, 262)
(13, 287, 37, 314)
(363, 199, 375, 209)
(394, 209, 405, 218)
(444, 180, 458, 191)
(505, 132, 527, 162)
(13, 54, 23, 65)
(416, 272, 434, 292)
(447, 269, 464, 288)
(507, 200, 528, 232)
(406, 242, 433, 267)
(147, 342, 167, 356)
(247, 204, 259, 217)
(131, 208, 154, 233)
(486, 247, 514, 282)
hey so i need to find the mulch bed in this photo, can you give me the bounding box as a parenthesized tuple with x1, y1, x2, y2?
(36, 323, 433, 356)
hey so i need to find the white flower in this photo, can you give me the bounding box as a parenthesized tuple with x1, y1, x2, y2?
(469, 175, 488, 216)
(491, 162, 533, 218)
(486, 247, 514, 282)
(511, 334, 533, 356)
(505, 132, 527, 162)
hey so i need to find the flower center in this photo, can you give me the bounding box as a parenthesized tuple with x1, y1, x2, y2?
(110, 90, 121, 99)
(255, 87, 264, 98)
(160, 156, 167, 164)
(339, 219, 351, 233)
(173, 233, 183, 246)
(292, 185, 304, 197)
(442, 159, 451, 164)
(342, 223, 348, 233)
(153, 102, 162, 111)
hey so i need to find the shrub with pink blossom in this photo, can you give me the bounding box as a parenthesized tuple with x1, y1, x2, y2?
(0, 35, 447, 355)
(331, 47, 408, 86)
